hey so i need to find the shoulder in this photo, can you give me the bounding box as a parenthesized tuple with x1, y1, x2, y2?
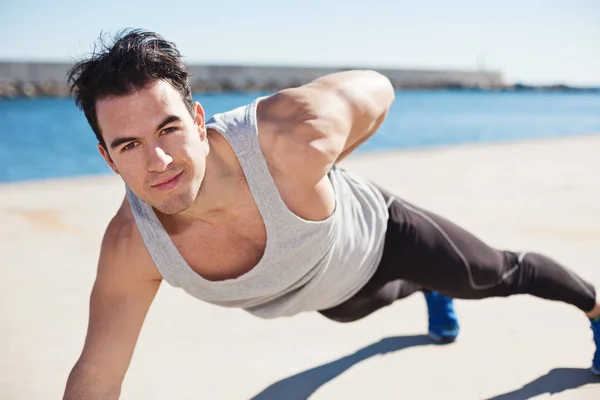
(252, 70, 393, 187)
(97, 197, 162, 283)
(257, 84, 352, 133)
(256, 85, 350, 186)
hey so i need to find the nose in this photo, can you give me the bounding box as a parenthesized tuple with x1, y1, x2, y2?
(146, 145, 173, 173)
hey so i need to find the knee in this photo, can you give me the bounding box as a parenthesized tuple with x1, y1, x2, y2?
(480, 250, 530, 295)
(318, 301, 373, 323)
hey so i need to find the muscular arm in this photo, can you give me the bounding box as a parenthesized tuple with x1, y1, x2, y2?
(309, 70, 394, 162)
(259, 70, 395, 185)
(63, 211, 161, 399)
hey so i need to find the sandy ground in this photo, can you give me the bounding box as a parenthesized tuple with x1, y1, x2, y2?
(1, 134, 600, 399)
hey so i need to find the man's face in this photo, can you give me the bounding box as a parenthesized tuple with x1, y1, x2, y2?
(96, 80, 208, 215)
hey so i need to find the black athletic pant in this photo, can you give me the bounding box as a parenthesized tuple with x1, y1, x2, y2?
(320, 187, 597, 323)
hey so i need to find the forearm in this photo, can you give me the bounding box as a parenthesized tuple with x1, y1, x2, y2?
(335, 109, 388, 163)
(63, 364, 121, 400)
(312, 70, 394, 161)
(335, 130, 370, 163)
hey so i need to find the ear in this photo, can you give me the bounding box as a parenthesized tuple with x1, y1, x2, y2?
(193, 102, 207, 141)
(97, 143, 120, 174)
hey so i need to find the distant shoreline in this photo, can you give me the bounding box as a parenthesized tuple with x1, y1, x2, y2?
(2, 60, 598, 99)
(0, 61, 503, 98)
(1, 83, 598, 99)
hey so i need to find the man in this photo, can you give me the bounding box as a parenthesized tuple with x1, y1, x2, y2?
(62, 29, 600, 399)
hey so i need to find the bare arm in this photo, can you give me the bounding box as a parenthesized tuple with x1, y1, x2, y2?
(310, 70, 394, 162)
(259, 70, 395, 185)
(63, 214, 161, 399)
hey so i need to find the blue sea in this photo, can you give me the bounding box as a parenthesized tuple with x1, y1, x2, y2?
(1, 90, 600, 183)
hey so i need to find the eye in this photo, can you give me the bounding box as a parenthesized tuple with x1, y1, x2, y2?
(121, 142, 138, 152)
(160, 126, 177, 135)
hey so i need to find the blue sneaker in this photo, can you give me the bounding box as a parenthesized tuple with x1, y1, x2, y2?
(424, 291, 460, 344)
(591, 317, 600, 375)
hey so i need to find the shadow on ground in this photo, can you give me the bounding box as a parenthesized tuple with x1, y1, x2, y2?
(249, 334, 432, 400)
(249, 335, 599, 400)
(484, 367, 599, 400)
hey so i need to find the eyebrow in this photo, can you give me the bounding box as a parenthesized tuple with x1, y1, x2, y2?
(109, 115, 182, 150)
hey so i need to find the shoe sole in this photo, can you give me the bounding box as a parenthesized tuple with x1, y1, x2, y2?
(428, 332, 458, 344)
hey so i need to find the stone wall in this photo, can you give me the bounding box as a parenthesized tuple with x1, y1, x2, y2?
(0, 61, 505, 98)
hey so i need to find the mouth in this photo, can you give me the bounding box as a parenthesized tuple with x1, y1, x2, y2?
(151, 171, 183, 191)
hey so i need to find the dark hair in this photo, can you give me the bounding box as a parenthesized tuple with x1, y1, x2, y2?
(67, 28, 194, 148)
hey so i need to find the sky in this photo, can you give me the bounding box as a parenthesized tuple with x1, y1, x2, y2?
(0, 0, 598, 86)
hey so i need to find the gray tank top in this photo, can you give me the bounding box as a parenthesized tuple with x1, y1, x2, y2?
(125, 97, 389, 318)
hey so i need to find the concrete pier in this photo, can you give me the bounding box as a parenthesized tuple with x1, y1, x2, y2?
(0, 61, 505, 97)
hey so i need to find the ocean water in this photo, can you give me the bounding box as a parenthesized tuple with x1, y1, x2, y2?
(1, 90, 600, 183)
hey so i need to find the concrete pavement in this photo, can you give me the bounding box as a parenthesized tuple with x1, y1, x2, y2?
(1, 134, 600, 399)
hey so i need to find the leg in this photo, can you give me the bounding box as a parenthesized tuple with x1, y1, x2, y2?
(378, 190, 600, 373)
(320, 186, 600, 371)
(319, 278, 423, 323)
(319, 267, 461, 343)
(381, 194, 597, 313)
